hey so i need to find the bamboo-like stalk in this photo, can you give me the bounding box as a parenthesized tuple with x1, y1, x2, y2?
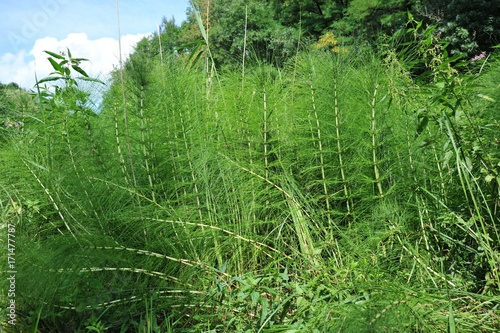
(263, 89, 270, 224)
(54, 266, 182, 283)
(142, 217, 290, 259)
(403, 108, 430, 250)
(112, 102, 129, 184)
(179, 106, 203, 223)
(263, 89, 269, 181)
(63, 113, 104, 231)
(243, 89, 258, 230)
(116, 0, 137, 188)
(157, 24, 163, 63)
(23, 160, 75, 239)
(162, 90, 199, 260)
(403, 108, 417, 181)
(139, 85, 156, 203)
(394, 232, 456, 288)
(219, 153, 321, 230)
(82, 108, 100, 161)
(146, 99, 159, 197)
(200, 168, 224, 268)
(371, 83, 384, 199)
(241, 5, 248, 90)
(287, 196, 319, 268)
(290, 13, 302, 106)
(165, 92, 182, 203)
(333, 75, 351, 217)
(427, 126, 447, 202)
(63, 114, 79, 178)
(309, 80, 330, 217)
(205, 0, 211, 99)
(92, 245, 227, 276)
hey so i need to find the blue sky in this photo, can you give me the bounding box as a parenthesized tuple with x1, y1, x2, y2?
(0, 0, 190, 88)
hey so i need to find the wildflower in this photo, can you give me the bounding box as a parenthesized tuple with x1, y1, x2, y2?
(313, 32, 348, 53)
(471, 51, 486, 64)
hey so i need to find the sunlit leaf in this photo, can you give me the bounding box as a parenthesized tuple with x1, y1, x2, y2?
(72, 65, 89, 78)
(47, 57, 63, 73)
(44, 50, 65, 60)
(477, 93, 495, 102)
(448, 303, 456, 333)
(190, 0, 208, 44)
(71, 57, 89, 63)
(36, 76, 61, 85)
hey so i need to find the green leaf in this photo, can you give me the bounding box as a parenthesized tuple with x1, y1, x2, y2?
(177, 40, 205, 50)
(72, 65, 89, 77)
(184, 41, 205, 69)
(448, 303, 456, 333)
(251, 291, 260, 305)
(47, 57, 63, 73)
(477, 94, 495, 102)
(44, 50, 66, 60)
(485, 174, 495, 183)
(190, 0, 208, 44)
(24, 159, 48, 171)
(435, 82, 445, 89)
(425, 35, 432, 47)
(416, 115, 429, 136)
(71, 57, 89, 62)
(77, 76, 106, 85)
(36, 76, 61, 85)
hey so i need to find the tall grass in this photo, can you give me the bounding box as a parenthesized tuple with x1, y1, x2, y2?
(1, 43, 499, 332)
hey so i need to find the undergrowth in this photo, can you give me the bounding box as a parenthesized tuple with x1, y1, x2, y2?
(0, 24, 499, 333)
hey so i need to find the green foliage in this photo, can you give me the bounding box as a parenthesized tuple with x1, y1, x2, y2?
(272, 0, 347, 35)
(194, 0, 302, 67)
(0, 82, 33, 144)
(2, 28, 500, 333)
(414, 0, 500, 55)
(129, 0, 500, 71)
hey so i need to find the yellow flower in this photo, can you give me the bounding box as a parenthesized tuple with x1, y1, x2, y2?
(313, 32, 348, 53)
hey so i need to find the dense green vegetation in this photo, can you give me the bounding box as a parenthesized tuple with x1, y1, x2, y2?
(1, 1, 500, 332)
(145, 0, 500, 68)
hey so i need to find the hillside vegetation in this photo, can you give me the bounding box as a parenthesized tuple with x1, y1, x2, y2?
(1, 2, 499, 332)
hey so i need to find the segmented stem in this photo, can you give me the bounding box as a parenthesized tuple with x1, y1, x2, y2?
(309, 80, 330, 216)
(333, 75, 351, 216)
(139, 85, 156, 203)
(371, 83, 384, 199)
(113, 102, 129, 184)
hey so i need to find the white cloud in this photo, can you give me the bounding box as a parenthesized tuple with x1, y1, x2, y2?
(0, 50, 33, 87)
(0, 32, 150, 89)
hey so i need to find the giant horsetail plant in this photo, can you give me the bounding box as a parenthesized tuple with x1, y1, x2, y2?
(2, 10, 500, 330)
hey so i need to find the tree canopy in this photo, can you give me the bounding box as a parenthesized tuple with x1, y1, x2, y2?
(125, 0, 498, 73)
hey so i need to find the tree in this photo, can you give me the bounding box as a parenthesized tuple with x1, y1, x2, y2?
(181, 0, 302, 68)
(272, 0, 348, 36)
(414, 0, 500, 55)
(159, 16, 182, 53)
